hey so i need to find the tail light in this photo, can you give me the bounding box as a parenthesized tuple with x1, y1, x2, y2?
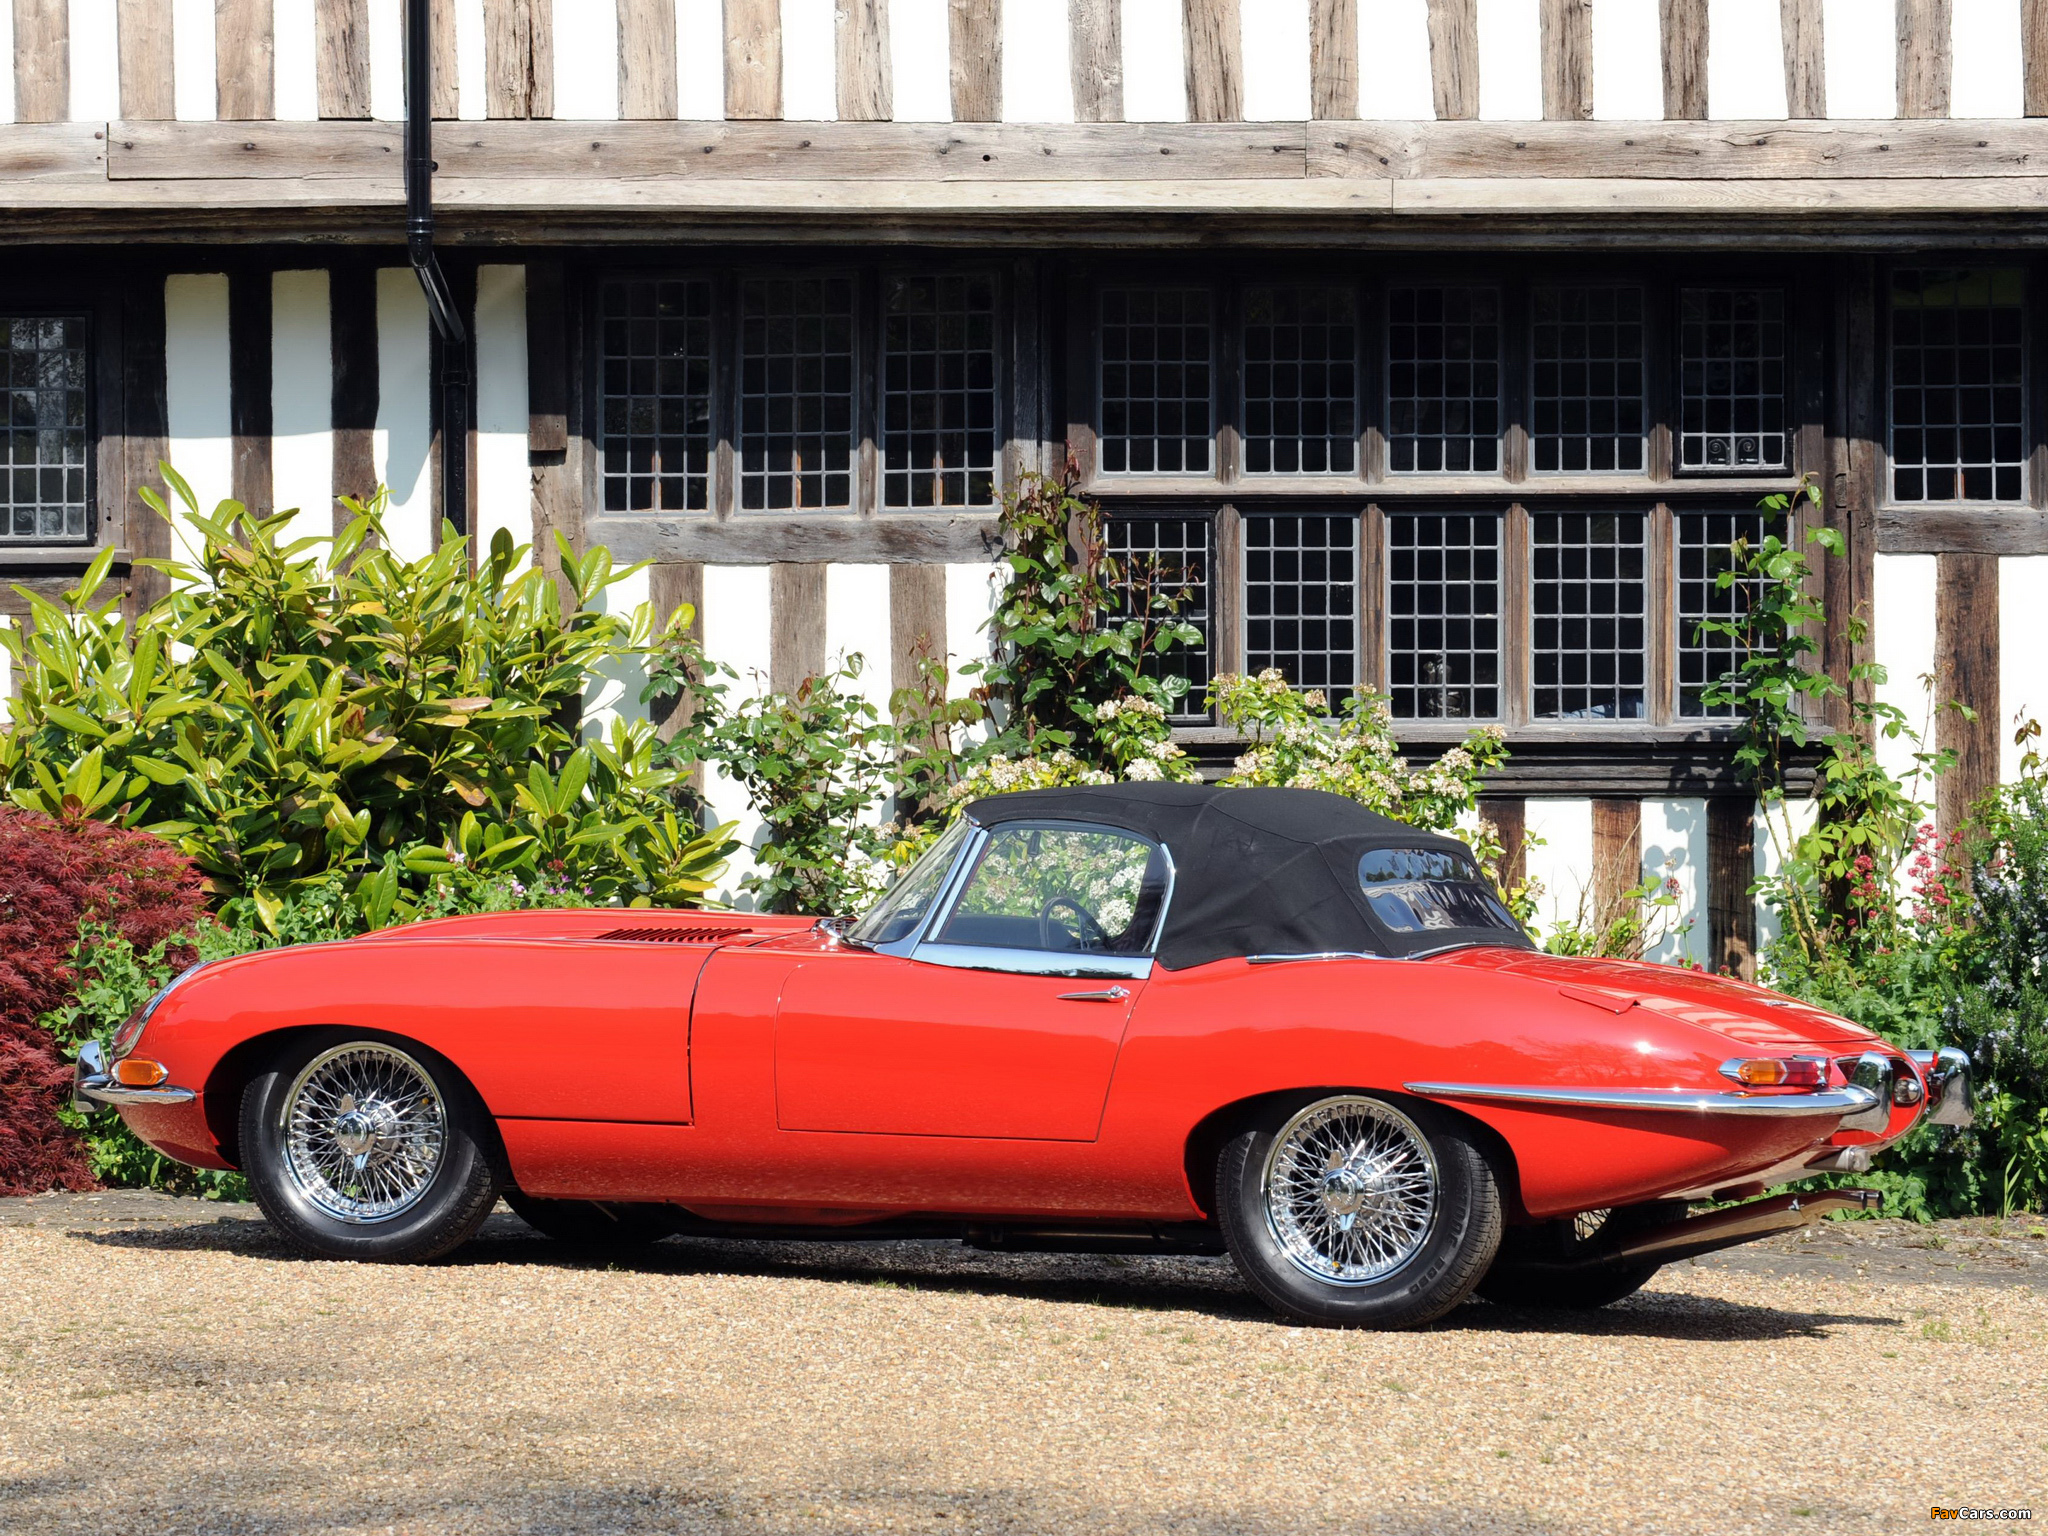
(1719, 1056, 1829, 1089)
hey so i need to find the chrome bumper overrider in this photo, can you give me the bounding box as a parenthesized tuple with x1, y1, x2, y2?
(1909, 1046, 1976, 1128)
(72, 1041, 196, 1112)
(1403, 1081, 1884, 1116)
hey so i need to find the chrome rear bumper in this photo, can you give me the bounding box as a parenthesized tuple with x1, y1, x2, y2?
(72, 1040, 196, 1111)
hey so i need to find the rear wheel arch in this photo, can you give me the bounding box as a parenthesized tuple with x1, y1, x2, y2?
(1182, 1087, 1526, 1225)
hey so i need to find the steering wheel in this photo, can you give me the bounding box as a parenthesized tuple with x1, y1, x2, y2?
(1038, 895, 1109, 952)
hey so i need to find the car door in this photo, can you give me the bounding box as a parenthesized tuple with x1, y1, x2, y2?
(774, 821, 1172, 1141)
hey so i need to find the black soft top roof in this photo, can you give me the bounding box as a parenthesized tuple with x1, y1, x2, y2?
(963, 783, 1533, 969)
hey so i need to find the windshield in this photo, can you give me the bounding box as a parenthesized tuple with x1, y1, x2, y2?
(1356, 848, 1523, 936)
(847, 819, 972, 946)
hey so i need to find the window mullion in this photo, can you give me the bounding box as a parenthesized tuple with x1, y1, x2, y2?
(1503, 500, 1531, 726)
(714, 270, 737, 521)
(1218, 280, 1240, 486)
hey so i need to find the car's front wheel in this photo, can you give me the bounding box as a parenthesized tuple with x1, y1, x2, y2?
(240, 1033, 501, 1262)
(1215, 1093, 1502, 1329)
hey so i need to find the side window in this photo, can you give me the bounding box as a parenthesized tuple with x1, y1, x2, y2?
(935, 826, 1168, 956)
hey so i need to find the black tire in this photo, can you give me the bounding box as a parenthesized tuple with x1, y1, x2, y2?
(1477, 1200, 1690, 1310)
(504, 1190, 680, 1248)
(1216, 1093, 1503, 1329)
(240, 1031, 502, 1263)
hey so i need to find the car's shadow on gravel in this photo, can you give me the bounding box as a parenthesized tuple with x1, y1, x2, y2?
(77, 1216, 1903, 1342)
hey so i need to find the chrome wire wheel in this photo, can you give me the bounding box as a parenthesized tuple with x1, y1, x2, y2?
(280, 1043, 448, 1225)
(1262, 1097, 1440, 1286)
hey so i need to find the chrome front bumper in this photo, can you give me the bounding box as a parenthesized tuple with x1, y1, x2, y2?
(72, 1040, 196, 1112)
(1908, 1046, 1976, 1128)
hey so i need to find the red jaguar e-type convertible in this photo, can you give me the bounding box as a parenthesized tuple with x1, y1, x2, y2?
(78, 784, 1971, 1329)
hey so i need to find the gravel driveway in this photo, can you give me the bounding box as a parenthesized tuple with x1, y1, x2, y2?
(2, 1193, 2044, 1535)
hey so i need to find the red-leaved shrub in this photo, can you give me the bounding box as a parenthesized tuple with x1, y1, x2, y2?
(0, 807, 205, 1195)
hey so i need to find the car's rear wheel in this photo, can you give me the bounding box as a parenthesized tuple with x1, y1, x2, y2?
(1477, 1200, 1691, 1310)
(504, 1190, 680, 1248)
(1215, 1093, 1502, 1329)
(240, 1033, 501, 1263)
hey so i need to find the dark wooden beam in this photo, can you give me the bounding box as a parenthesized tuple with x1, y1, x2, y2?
(1591, 798, 1643, 922)
(1707, 796, 1757, 977)
(1185, 0, 1245, 123)
(329, 259, 379, 533)
(1311, 0, 1358, 120)
(524, 258, 567, 454)
(1781, 0, 1825, 119)
(1485, 796, 1528, 894)
(949, 0, 1001, 122)
(483, 0, 549, 119)
(229, 267, 273, 517)
(649, 560, 705, 757)
(1826, 257, 1879, 730)
(1661, 0, 1708, 121)
(1426, 0, 1478, 121)
(770, 562, 828, 692)
(121, 271, 171, 618)
(317, 0, 372, 119)
(117, 0, 175, 121)
(1936, 552, 2001, 831)
(2028, 0, 2048, 116)
(1541, 0, 1592, 122)
(1071, 0, 1124, 122)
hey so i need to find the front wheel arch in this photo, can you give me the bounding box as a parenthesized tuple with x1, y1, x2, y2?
(205, 1026, 508, 1182)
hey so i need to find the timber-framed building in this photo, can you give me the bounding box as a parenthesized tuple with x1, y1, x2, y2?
(1, 0, 2044, 967)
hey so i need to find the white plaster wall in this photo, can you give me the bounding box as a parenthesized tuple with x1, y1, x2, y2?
(825, 563, 895, 715)
(1476, 0, 1542, 120)
(1241, 0, 1311, 121)
(1524, 798, 1595, 935)
(1824, 0, 1898, 116)
(273, 0, 320, 120)
(1121, 0, 1187, 121)
(583, 564, 654, 733)
(473, 265, 531, 564)
(368, 0, 405, 120)
(1005, 0, 1076, 121)
(782, 0, 837, 119)
(889, 0, 953, 120)
(270, 269, 334, 532)
(1873, 552, 1939, 792)
(1358, 0, 1436, 119)
(1592, 0, 1663, 120)
(68, 0, 120, 121)
(1951, 0, 2023, 117)
(173, 0, 217, 120)
(2001, 556, 2048, 779)
(677, 0, 726, 117)
(373, 267, 436, 563)
(1707, 0, 1788, 119)
(455, 0, 488, 120)
(1641, 797, 1710, 966)
(699, 564, 773, 904)
(555, 0, 622, 118)
(163, 274, 234, 567)
(1754, 793, 1817, 953)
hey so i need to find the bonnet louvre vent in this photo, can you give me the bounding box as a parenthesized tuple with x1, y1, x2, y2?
(597, 926, 750, 944)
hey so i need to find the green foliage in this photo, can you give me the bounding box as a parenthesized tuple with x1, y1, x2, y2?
(1540, 873, 1687, 963)
(655, 649, 901, 916)
(0, 472, 735, 931)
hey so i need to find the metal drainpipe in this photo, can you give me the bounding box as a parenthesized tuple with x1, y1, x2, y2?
(405, 0, 468, 539)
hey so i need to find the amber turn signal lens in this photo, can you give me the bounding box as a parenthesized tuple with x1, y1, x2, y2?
(1726, 1057, 1827, 1089)
(111, 1058, 169, 1087)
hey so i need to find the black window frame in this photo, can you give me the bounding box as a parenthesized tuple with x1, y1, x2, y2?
(0, 306, 100, 551)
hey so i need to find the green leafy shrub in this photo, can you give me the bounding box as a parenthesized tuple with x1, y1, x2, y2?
(0, 473, 734, 931)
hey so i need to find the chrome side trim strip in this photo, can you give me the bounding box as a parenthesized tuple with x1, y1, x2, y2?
(1403, 1080, 1882, 1117)
(909, 943, 1153, 981)
(1247, 951, 1379, 965)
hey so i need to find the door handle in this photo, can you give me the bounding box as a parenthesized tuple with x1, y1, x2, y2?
(1057, 986, 1130, 1002)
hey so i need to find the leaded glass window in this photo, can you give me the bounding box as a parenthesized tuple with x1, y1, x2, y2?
(1387, 286, 1500, 474)
(739, 276, 856, 511)
(1099, 288, 1213, 475)
(1, 316, 90, 542)
(1531, 286, 1645, 474)
(1677, 509, 1785, 718)
(600, 279, 713, 514)
(1104, 516, 1212, 716)
(1890, 267, 2026, 503)
(1388, 513, 1501, 721)
(1242, 286, 1357, 475)
(1243, 514, 1357, 700)
(1679, 288, 1787, 473)
(882, 274, 1000, 509)
(1532, 511, 1647, 720)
